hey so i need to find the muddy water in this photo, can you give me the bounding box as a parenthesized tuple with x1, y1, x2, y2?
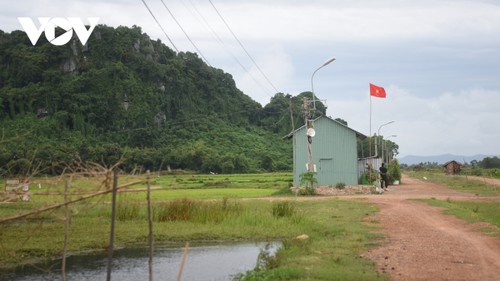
(4, 242, 281, 281)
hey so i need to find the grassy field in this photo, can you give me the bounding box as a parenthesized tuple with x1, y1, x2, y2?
(405, 170, 500, 196)
(0, 172, 387, 280)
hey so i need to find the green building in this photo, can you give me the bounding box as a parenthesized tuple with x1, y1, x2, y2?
(288, 116, 366, 187)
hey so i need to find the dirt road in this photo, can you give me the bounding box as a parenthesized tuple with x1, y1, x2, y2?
(360, 176, 500, 281)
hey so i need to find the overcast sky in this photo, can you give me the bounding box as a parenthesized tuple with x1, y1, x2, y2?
(2, 0, 500, 158)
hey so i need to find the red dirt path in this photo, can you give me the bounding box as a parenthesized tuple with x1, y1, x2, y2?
(359, 175, 500, 281)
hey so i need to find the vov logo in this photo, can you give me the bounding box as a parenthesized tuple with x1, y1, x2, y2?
(18, 17, 100, 46)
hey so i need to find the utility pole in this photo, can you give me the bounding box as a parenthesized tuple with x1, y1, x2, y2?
(303, 97, 314, 173)
(307, 56, 335, 173)
(290, 100, 297, 183)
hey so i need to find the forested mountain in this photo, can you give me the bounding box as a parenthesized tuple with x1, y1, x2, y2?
(0, 25, 326, 175)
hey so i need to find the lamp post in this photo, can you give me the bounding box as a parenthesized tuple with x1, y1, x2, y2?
(310, 57, 336, 111)
(375, 121, 394, 159)
(384, 135, 397, 163)
(305, 56, 336, 173)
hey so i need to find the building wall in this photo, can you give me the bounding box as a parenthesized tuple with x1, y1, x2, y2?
(358, 157, 383, 180)
(293, 117, 359, 186)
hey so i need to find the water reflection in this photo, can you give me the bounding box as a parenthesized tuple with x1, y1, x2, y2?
(3, 242, 281, 281)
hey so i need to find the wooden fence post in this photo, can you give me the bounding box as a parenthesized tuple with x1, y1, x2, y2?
(106, 169, 118, 281)
(147, 170, 154, 281)
(61, 179, 70, 281)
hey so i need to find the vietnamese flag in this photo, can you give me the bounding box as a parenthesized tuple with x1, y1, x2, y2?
(370, 83, 386, 98)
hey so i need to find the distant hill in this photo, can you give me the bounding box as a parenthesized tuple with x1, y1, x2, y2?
(398, 154, 498, 165)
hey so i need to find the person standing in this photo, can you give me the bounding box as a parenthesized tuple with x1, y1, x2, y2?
(379, 163, 389, 190)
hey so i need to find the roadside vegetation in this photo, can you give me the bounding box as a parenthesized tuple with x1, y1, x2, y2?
(417, 198, 500, 237)
(0, 172, 386, 280)
(406, 168, 500, 237)
(405, 169, 500, 196)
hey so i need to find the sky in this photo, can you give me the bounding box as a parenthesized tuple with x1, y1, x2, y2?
(2, 0, 500, 158)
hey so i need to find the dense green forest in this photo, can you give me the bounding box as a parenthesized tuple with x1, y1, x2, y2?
(0, 25, 333, 176)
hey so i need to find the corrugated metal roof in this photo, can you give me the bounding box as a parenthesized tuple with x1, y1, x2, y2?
(283, 115, 366, 140)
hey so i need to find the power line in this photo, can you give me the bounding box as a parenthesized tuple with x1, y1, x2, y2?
(140, 0, 179, 53)
(143, 0, 279, 99)
(182, 0, 274, 97)
(159, 0, 211, 66)
(209, 0, 280, 94)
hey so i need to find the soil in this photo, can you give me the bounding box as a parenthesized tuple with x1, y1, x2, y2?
(347, 175, 500, 281)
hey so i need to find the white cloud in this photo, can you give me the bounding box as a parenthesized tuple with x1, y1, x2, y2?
(329, 86, 500, 157)
(236, 46, 294, 105)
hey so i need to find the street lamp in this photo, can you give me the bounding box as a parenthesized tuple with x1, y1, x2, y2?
(310, 56, 336, 110)
(384, 135, 397, 163)
(375, 121, 395, 159)
(305, 56, 336, 173)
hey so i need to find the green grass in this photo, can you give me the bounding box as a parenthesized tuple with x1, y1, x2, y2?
(0, 198, 385, 280)
(150, 172, 293, 190)
(460, 168, 500, 179)
(0, 172, 386, 280)
(11, 173, 292, 204)
(150, 188, 284, 200)
(407, 171, 500, 236)
(237, 199, 385, 280)
(417, 198, 500, 236)
(406, 171, 500, 196)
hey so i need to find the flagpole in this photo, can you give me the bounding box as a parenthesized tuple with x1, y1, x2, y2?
(368, 94, 372, 184)
(369, 94, 372, 158)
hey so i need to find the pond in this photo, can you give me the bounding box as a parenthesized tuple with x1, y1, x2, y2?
(3, 241, 281, 281)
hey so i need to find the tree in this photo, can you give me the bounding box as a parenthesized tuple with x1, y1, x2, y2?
(334, 118, 348, 126)
(388, 159, 402, 182)
(479, 157, 500, 169)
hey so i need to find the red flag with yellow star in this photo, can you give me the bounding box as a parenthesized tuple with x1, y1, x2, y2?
(370, 83, 386, 98)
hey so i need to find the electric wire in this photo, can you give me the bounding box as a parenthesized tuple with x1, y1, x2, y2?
(143, 0, 278, 98)
(182, 0, 274, 98)
(140, 0, 179, 52)
(209, 0, 280, 94)
(159, 0, 211, 66)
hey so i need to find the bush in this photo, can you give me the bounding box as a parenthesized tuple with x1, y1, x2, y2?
(470, 168, 483, 176)
(298, 186, 316, 196)
(335, 182, 346, 190)
(153, 197, 242, 223)
(361, 170, 377, 184)
(154, 198, 195, 222)
(388, 159, 402, 182)
(297, 172, 317, 196)
(116, 195, 142, 221)
(299, 172, 317, 188)
(272, 201, 296, 218)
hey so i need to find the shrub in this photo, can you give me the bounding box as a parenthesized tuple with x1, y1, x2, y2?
(154, 198, 195, 222)
(116, 195, 141, 221)
(335, 182, 346, 190)
(471, 168, 483, 176)
(272, 201, 296, 218)
(491, 169, 500, 179)
(153, 197, 242, 223)
(298, 186, 316, 196)
(388, 159, 402, 182)
(298, 172, 317, 196)
(299, 172, 317, 188)
(361, 170, 377, 184)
